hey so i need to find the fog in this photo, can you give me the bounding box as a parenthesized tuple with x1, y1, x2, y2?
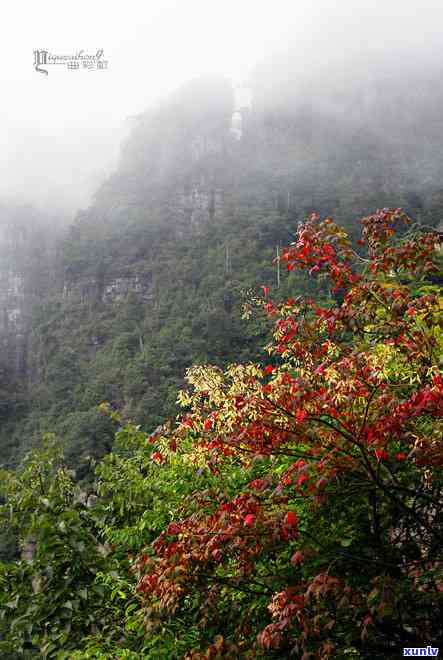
(1, 0, 442, 216)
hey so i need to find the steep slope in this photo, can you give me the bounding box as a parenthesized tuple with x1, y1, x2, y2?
(0, 204, 63, 461)
(1, 69, 442, 473)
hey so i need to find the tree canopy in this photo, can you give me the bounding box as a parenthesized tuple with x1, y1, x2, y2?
(0, 209, 441, 658)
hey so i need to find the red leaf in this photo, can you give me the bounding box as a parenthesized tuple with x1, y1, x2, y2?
(375, 449, 389, 462)
(244, 514, 255, 527)
(167, 522, 180, 535)
(291, 550, 304, 564)
(285, 511, 298, 526)
(297, 474, 308, 486)
(211, 548, 223, 562)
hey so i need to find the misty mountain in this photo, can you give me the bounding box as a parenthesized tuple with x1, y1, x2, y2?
(0, 62, 442, 471)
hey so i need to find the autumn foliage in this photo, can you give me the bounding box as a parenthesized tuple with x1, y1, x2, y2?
(137, 210, 442, 658)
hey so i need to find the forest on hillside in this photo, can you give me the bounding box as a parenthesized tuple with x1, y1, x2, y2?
(0, 209, 441, 658)
(0, 24, 443, 657)
(1, 67, 443, 476)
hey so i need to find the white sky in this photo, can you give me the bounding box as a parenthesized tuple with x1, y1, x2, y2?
(1, 0, 442, 215)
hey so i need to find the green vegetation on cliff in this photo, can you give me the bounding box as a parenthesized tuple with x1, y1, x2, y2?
(0, 211, 441, 658)
(1, 74, 443, 474)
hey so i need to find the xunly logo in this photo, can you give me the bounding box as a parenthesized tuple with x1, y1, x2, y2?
(403, 648, 439, 657)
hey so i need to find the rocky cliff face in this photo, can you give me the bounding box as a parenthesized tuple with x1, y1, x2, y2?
(5, 70, 441, 378)
(0, 268, 26, 373)
(0, 205, 60, 375)
(3, 72, 443, 379)
(177, 185, 224, 230)
(62, 272, 154, 304)
(2, 72, 443, 472)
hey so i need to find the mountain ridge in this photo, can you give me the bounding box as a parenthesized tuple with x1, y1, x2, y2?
(1, 69, 442, 470)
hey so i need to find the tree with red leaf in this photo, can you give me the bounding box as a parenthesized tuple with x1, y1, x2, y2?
(137, 210, 442, 658)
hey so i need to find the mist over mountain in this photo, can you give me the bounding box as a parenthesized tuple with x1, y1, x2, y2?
(1, 37, 443, 471)
(2, 0, 442, 213)
(0, 0, 443, 466)
(0, 4, 442, 657)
